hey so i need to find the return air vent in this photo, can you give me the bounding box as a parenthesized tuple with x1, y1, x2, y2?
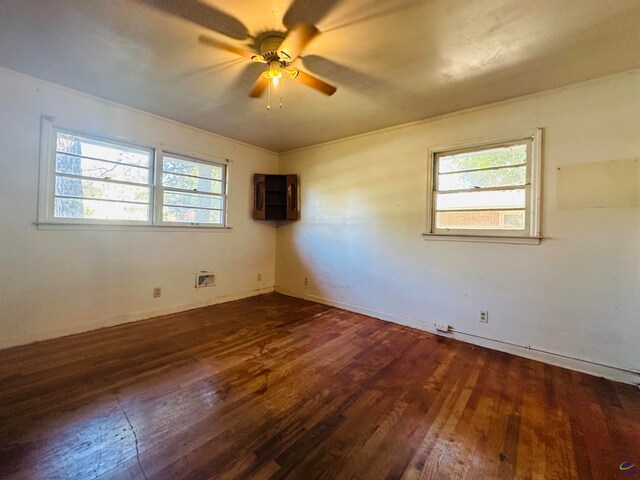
(195, 271, 216, 288)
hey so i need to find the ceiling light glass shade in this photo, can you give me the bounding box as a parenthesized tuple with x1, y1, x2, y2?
(265, 61, 284, 110)
(267, 60, 282, 80)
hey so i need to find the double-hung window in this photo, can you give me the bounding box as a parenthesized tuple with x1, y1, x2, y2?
(52, 130, 154, 223)
(425, 131, 541, 242)
(38, 123, 228, 228)
(160, 153, 226, 226)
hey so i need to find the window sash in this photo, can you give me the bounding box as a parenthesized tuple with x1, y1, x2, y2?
(158, 188, 227, 225)
(432, 185, 531, 236)
(430, 138, 534, 237)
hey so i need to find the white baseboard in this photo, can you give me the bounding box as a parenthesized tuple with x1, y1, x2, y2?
(1, 286, 275, 350)
(275, 286, 640, 386)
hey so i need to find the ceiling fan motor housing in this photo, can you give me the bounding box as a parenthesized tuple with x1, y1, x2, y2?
(259, 33, 288, 65)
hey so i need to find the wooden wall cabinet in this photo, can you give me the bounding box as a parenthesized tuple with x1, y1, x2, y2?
(253, 174, 299, 220)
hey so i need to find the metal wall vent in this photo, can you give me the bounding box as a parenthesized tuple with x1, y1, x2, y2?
(195, 271, 216, 288)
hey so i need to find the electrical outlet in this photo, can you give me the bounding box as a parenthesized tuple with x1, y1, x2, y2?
(257, 272, 262, 281)
(304, 277, 309, 286)
(479, 311, 488, 323)
(153, 287, 161, 298)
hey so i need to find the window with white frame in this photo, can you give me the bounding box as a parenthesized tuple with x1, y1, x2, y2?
(39, 124, 228, 227)
(426, 131, 541, 240)
(160, 153, 226, 225)
(52, 130, 154, 222)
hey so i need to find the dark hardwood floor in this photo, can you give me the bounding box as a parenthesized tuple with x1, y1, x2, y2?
(0, 293, 638, 479)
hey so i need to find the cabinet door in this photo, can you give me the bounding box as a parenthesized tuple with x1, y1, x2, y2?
(286, 174, 299, 220)
(253, 174, 266, 220)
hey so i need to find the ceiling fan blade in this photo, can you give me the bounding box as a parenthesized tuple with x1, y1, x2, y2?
(249, 74, 269, 98)
(136, 0, 250, 40)
(288, 69, 337, 96)
(199, 35, 264, 62)
(283, 0, 341, 30)
(278, 23, 319, 62)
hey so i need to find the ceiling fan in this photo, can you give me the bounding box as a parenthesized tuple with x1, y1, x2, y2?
(199, 22, 337, 106)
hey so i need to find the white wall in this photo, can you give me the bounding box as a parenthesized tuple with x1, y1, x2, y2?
(1, 67, 638, 385)
(0, 68, 278, 348)
(276, 71, 640, 385)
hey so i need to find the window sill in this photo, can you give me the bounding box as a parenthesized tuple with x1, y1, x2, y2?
(421, 233, 541, 245)
(35, 222, 233, 232)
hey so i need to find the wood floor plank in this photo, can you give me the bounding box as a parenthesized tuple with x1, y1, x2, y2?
(0, 293, 638, 479)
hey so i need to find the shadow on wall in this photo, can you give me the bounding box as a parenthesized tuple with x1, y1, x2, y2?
(275, 133, 435, 311)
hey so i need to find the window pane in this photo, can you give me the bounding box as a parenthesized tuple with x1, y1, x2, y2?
(436, 189, 525, 211)
(163, 206, 222, 224)
(162, 173, 223, 194)
(438, 165, 526, 191)
(436, 210, 525, 230)
(56, 133, 151, 167)
(55, 197, 149, 221)
(438, 144, 526, 173)
(55, 176, 150, 203)
(163, 192, 223, 209)
(56, 155, 149, 184)
(163, 155, 223, 180)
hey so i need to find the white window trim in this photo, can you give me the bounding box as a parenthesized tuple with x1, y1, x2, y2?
(422, 129, 542, 245)
(36, 116, 232, 231)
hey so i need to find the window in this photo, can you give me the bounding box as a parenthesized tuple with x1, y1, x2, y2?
(38, 122, 228, 228)
(160, 153, 226, 225)
(425, 131, 541, 242)
(53, 131, 154, 222)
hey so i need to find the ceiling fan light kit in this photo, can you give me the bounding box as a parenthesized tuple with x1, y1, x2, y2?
(199, 22, 336, 110)
(264, 60, 283, 110)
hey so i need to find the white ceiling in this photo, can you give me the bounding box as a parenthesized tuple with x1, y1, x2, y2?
(1, 0, 639, 152)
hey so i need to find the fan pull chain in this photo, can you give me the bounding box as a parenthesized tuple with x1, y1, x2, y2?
(279, 76, 283, 109)
(267, 79, 271, 110)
